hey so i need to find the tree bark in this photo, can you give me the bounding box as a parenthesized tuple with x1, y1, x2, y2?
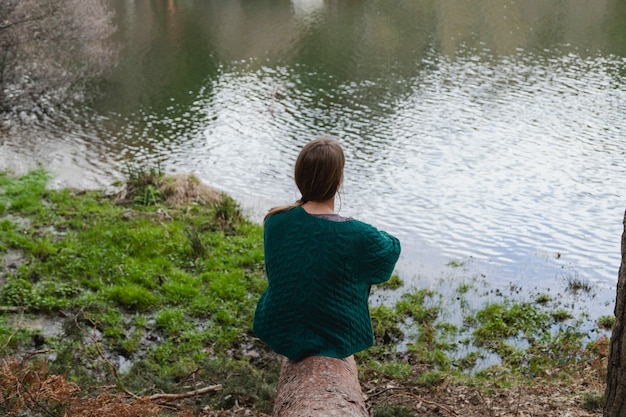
(604, 210, 626, 417)
(272, 355, 368, 417)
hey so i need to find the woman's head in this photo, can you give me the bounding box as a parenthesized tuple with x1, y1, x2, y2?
(294, 137, 345, 203)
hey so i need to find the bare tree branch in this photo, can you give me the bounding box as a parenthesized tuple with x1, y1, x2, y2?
(0, 13, 49, 31)
(0, 0, 116, 124)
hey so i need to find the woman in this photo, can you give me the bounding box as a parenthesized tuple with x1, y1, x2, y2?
(253, 137, 401, 362)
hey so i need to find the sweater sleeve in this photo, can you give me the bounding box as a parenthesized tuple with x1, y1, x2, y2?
(359, 225, 401, 285)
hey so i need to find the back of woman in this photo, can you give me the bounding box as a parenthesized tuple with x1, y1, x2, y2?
(253, 137, 401, 362)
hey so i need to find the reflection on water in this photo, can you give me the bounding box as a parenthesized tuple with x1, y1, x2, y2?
(1, 0, 625, 319)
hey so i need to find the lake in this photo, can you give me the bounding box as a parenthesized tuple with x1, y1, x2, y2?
(1, 0, 625, 321)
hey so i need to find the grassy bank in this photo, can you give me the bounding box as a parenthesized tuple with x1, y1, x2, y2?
(0, 169, 610, 416)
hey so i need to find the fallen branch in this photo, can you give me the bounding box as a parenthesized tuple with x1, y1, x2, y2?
(145, 384, 223, 403)
(364, 385, 409, 400)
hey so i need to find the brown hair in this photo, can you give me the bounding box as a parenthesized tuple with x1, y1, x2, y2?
(265, 137, 345, 220)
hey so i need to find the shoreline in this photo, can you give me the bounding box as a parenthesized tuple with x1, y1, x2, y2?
(0, 169, 611, 416)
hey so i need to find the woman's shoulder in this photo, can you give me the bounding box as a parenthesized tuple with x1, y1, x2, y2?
(264, 205, 300, 223)
(266, 206, 381, 232)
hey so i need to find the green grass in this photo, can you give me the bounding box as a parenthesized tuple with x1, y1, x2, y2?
(0, 169, 610, 415)
(0, 169, 267, 411)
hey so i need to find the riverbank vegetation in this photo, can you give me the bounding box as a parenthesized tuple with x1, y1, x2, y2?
(0, 169, 610, 416)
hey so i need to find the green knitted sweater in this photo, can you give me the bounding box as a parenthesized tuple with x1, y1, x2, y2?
(253, 206, 401, 362)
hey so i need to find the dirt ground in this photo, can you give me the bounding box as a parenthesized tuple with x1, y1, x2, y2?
(206, 381, 605, 417)
(0, 353, 606, 417)
(202, 381, 605, 417)
(203, 357, 607, 417)
(359, 380, 604, 417)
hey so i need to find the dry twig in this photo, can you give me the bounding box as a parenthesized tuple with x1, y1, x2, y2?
(0, 307, 24, 352)
(146, 384, 223, 404)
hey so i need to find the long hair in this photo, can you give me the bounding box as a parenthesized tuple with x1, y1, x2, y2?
(265, 137, 345, 220)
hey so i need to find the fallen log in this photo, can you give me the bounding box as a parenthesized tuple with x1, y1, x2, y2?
(272, 355, 368, 417)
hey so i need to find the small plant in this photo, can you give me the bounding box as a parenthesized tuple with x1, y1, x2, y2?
(134, 185, 161, 206)
(447, 259, 464, 268)
(580, 390, 604, 412)
(370, 305, 403, 346)
(597, 315, 615, 330)
(471, 302, 551, 348)
(378, 274, 403, 290)
(447, 256, 473, 268)
(212, 196, 244, 232)
(551, 309, 572, 322)
(565, 272, 593, 294)
(118, 163, 164, 206)
(185, 226, 206, 260)
(396, 289, 438, 325)
(535, 293, 551, 305)
(457, 283, 471, 294)
(0, 277, 34, 307)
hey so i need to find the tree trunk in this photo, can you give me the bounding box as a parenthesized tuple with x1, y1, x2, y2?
(604, 210, 626, 417)
(272, 355, 368, 417)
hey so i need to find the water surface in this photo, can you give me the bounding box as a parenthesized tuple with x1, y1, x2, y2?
(2, 0, 625, 320)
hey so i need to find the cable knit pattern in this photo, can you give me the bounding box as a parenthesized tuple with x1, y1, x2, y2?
(253, 206, 401, 362)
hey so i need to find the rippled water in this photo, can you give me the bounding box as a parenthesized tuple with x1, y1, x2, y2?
(1, 0, 625, 319)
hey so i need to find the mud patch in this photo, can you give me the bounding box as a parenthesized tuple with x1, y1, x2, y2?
(1, 248, 25, 286)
